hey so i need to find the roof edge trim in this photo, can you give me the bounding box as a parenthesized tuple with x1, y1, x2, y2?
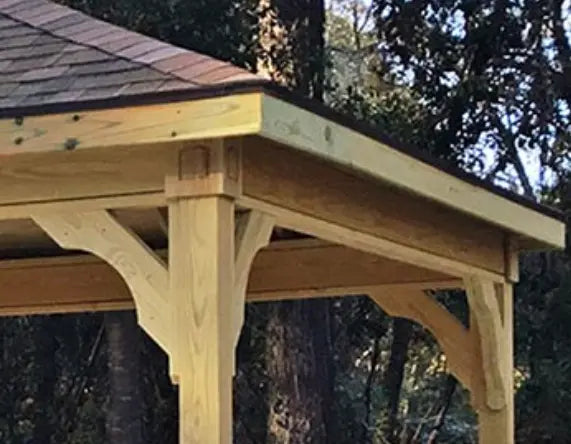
(259, 93, 565, 249)
(0, 80, 564, 230)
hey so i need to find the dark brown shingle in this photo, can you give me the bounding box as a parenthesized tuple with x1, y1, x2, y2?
(0, 0, 265, 111)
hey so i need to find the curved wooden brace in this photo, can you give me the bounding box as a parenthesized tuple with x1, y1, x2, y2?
(369, 290, 475, 391)
(32, 210, 170, 352)
(465, 276, 508, 410)
(233, 210, 275, 349)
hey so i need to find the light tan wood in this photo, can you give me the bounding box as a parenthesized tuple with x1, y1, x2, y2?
(169, 196, 234, 444)
(0, 193, 164, 221)
(165, 140, 242, 199)
(32, 211, 170, 352)
(233, 210, 274, 351)
(504, 236, 519, 283)
(261, 94, 565, 248)
(241, 138, 507, 277)
(369, 290, 475, 393)
(241, 195, 504, 281)
(472, 283, 514, 444)
(0, 241, 460, 316)
(0, 141, 176, 212)
(247, 239, 461, 296)
(1, 94, 261, 154)
(0, 92, 563, 250)
(369, 281, 514, 444)
(465, 276, 507, 411)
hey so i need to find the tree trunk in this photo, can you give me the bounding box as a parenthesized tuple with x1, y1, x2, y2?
(383, 318, 413, 442)
(259, 2, 331, 442)
(258, 0, 325, 99)
(266, 299, 334, 444)
(104, 311, 143, 444)
(33, 317, 57, 444)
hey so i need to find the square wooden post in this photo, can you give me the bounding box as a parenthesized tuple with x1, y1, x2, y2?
(167, 140, 240, 444)
(169, 196, 235, 444)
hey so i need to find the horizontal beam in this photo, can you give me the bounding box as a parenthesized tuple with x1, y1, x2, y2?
(241, 139, 507, 279)
(0, 240, 461, 317)
(0, 136, 507, 280)
(0, 92, 563, 250)
(261, 95, 565, 249)
(0, 93, 261, 154)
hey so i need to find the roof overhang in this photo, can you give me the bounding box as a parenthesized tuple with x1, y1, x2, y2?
(0, 86, 565, 250)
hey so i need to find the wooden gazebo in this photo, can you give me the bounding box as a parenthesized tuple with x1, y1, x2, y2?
(0, 1, 565, 443)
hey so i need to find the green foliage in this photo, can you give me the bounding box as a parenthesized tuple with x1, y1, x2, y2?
(372, 0, 570, 193)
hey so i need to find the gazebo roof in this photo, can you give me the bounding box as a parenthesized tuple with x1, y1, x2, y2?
(0, 0, 565, 254)
(0, 0, 263, 109)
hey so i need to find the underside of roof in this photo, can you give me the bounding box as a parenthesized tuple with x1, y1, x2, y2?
(0, 0, 264, 109)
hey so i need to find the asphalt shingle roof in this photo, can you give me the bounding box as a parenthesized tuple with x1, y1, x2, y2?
(0, 0, 264, 109)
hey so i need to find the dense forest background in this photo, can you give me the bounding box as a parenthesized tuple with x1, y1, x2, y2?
(0, 0, 570, 443)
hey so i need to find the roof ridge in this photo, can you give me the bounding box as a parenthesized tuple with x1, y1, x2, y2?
(0, 0, 261, 86)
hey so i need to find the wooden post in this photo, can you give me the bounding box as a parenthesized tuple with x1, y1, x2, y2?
(169, 196, 235, 444)
(166, 139, 240, 444)
(466, 278, 514, 444)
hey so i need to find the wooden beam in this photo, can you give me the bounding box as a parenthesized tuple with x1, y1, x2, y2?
(0, 93, 261, 154)
(32, 211, 170, 352)
(0, 92, 563, 250)
(241, 196, 504, 281)
(240, 138, 507, 279)
(0, 241, 461, 317)
(169, 196, 234, 444)
(0, 141, 176, 211)
(260, 94, 565, 248)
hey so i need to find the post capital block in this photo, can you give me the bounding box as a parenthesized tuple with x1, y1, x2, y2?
(166, 138, 242, 200)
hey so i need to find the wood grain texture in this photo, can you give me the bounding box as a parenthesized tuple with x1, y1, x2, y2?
(0, 241, 460, 316)
(504, 235, 519, 283)
(465, 276, 507, 411)
(474, 283, 514, 444)
(261, 95, 565, 249)
(241, 138, 506, 277)
(169, 197, 234, 444)
(240, 196, 504, 281)
(0, 142, 178, 207)
(0, 94, 261, 153)
(32, 210, 170, 352)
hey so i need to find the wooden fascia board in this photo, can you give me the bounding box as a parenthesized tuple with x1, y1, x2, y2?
(0, 93, 263, 153)
(259, 94, 565, 249)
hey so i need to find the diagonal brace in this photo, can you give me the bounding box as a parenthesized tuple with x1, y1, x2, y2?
(33, 210, 170, 352)
(369, 290, 475, 391)
(233, 211, 274, 357)
(464, 276, 508, 411)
